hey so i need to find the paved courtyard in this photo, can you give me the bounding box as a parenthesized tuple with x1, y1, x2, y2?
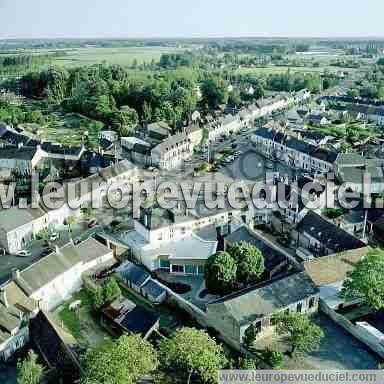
(256, 313, 381, 369)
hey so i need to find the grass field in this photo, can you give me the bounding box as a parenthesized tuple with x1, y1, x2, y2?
(51, 46, 182, 67)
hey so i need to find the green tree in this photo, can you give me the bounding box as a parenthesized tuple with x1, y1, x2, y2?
(17, 351, 44, 384)
(273, 312, 324, 355)
(201, 76, 229, 109)
(90, 285, 105, 311)
(81, 335, 158, 384)
(260, 349, 284, 369)
(103, 277, 121, 305)
(229, 242, 265, 285)
(341, 249, 384, 311)
(205, 251, 237, 294)
(243, 324, 257, 349)
(237, 358, 257, 370)
(159, 327, 227, 384)
(66, 215, 76, 232)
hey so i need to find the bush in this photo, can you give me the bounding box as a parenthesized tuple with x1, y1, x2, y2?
(260, 349, 284, 369)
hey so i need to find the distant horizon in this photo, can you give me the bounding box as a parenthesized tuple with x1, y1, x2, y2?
(1, 0, 384, 41)
(2, 35, 384, 41)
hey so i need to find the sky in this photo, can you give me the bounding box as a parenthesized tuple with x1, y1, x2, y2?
(1, 0, 384, 39)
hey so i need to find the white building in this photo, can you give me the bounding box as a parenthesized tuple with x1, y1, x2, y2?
(0, 207, 48, 254)
(151, 132, 193, 170)
(12, 238, 115, 311)
(0, 146, 46, 175)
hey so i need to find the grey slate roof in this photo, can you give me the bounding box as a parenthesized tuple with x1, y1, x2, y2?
(0, 146, 39, 161)
(297, 211, 366, 253)
(15, 238, 111, 295)
(208, 272, 318, 325)
(225, 226, 287, 273)
(117, 261, 150, 288)
(0, 207, 46, 233)
(141, 279, 166, 300)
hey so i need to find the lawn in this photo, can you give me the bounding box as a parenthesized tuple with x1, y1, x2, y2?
(56, 289, 112, 348)
(51, 46, 183, 68)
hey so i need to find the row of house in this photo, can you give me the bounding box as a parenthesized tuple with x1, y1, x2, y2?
(0, 159, 138, 253)
(0, 125, 86, 172)
(0, 237, 115, 360)
(330, 103, 384, 125)
(251, 126, 338, 172)
(122, 90, 311, 170)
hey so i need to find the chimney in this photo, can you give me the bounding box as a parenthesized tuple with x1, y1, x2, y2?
(12, 269, 20, 281)
(0, 287, 9, 308)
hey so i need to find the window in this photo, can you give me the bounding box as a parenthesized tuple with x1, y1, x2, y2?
(171, 264, 184, 273)
(297, 302, 303, 313)
(309, 297, 315, 309)
(160, 259, 170, 270)
(185, 265, 197, 275)
(255, 321, 262, 334)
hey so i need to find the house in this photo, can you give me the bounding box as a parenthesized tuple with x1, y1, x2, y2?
(11, 238, 115, 311)
(307, 113, 330, 126)
(339, 210, 366, 235)
(118, 201, 250, 275)
(281, 176, 326, 224)
(0, 207, 48, 254)
(0, 146, 46, 175)
(206, 272, 319, 349)
(101, 297, 159, 339)
(99, 130, 119, 143)
(335, 153, 384, 194)
(116, 261, 167, 303)
(151, 132, 193, 170)
(224, 226, 289, 279)
(295, 211, 366, 257)
(251, 127, 337, 172)
(121, 137, 153, 166)
(0, 282, 38, 361)
(40, 142, 85, 162)
(0, 160, 137, 253)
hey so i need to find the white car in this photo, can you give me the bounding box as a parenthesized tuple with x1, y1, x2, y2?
(49, 233, 59, 241)
(15, 250, 32, 257)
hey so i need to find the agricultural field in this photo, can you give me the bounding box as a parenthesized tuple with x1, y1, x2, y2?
(51, 46, 183, 67)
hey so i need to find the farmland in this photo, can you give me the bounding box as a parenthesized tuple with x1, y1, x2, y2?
(51, 46, 183, 67)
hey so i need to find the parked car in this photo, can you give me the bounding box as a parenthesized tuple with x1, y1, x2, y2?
(49, 232, 59, 241)
(41, 248, 52, 257)
(15, 250, 32, 257)
(88, 219, 98, 228)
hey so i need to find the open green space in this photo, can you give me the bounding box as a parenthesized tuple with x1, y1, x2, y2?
(51, 46, 182, 67)
(22, 112, 104, 148)
(56, 289, 112, 348)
